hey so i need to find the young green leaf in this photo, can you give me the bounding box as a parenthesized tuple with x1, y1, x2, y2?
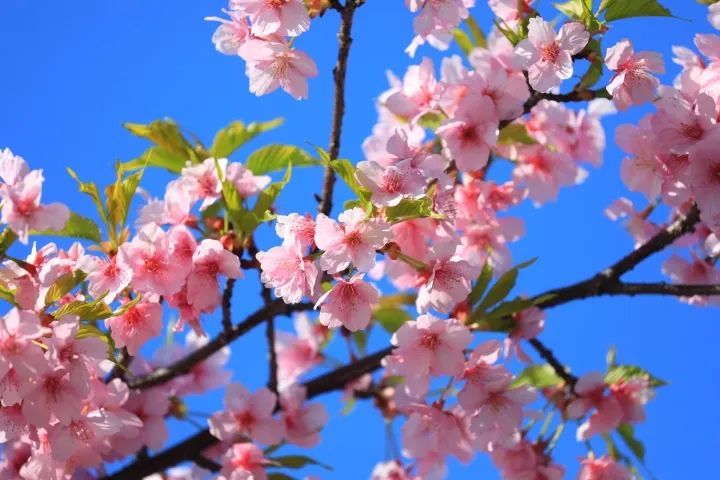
(465, 16, 487, 48)
(123, 119, 194, 158)
(32, 212, 103, 243)
(54, 298, 113, 321)
(605, 364, 668, 388)
(469, 263, 493, 305)
(616, 423, 646, 463)
(385, 197, 442, 223)
(108, 169, 144, 230)
(271, 455, 332, 471)
(498, 123, 538, 145)
(246, 145, 317, 175)
(120, 146, 186, 174)
(453, 28, 474, 55)
(599, 0, 673, 21)
(374, 306, 412, 334)
(512, 364, 565, 388)
(211, 118, 284, 158)
(44, 270, 87, 307)
(67, 168, 109, 226)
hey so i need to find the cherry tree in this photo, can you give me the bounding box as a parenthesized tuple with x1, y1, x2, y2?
(1, 0, 719, 479)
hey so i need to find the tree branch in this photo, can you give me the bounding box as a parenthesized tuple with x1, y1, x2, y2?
(317, 0, 361, 215)
(267, 317, 279, 393)
(126, 300, 312, 390)
(528, 338, 578, 389)
(221, 277, 236, 333)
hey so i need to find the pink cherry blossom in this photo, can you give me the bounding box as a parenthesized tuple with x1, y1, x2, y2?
(0, 148, 29, 187)
(662, 254, 720, 306)
(578, 455, 633, 480)
(686, 130, 720, 232)
(606, 39, 665, 111)
(489, 0, 533, 27)
(231, 0, 310, 37)
(356, 160, 426, 207)
(187, 239, 242, 312)
(105, 300, 163, 356)
(21, 365, 87, 426)
(240, 39, 318, 100)
(458, 341, 512, 410)
(315, 208, 392, 274)
(468, 374, 536, 451)
(0, 309, 49, 380)
(226, 162, 271, 198)
(651, 88, 717, 154)
(515, 19, 590, 93)
(278, 384, 328, 447)
(208, 383, 284, 445)
(611, 377, 654, 425)
(566, 372, 623, 441)
(206, 11, 251, 56)
(385, 57, 442, 121)
(616, 121, 664, 200)
(401, 403, 474, 475)
(181, 157, 226, 210)
(513, 145, 579, 204)
(710, 2, 720, 30)
(76, 254, 132, 303)
(416, 241, 478, 314)
(315, 274, 379, 332)
(436, 95, 499, 173)
(491, 440, 565, 480)
(122, 390, 170, 451)
(370, 460, 414, 480)
(118, 224, 191, 297)
(0, 169, 69, 244)
(218, 442, 268, 480)
(47, 316, 109, 390)
(257, 244, 320, 303)
(275, 213, 316, 251)
(385, 313, 471, 396)
(276, 313, 324, 388)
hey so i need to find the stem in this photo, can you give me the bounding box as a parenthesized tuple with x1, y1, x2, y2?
(318, 0, 361, 215)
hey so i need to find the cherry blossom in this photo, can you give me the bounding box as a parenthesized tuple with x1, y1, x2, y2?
(218, 442, 268, 480)
(606, 39, 665, 111)
(315, 274, 379, 332)
(515, 18, 590, 93)
(230, 0, 310, 37)
(416, 241, 478, 314)
(257, 244, 320, 303)
(208, 383, 284, 445)
(315, 207, 392, 274)
(385, 313, 471, 397)
(240, 39, 318, 99)
(278, 384, 328, 447)
(578, 455, 634, 480)
(105, 300, 163, 356)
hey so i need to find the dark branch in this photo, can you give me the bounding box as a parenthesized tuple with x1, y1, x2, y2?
(317, 0, 360, 216)
(126, 300, 312, 390)
(528, 338, 578, 389)
(267, 317, 278, 393)
(221, 277, 236, 333)
(605, 282, 720, 297)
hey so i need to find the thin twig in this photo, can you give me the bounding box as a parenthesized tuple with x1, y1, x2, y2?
(318, 0, 360, 215)
(528, 338, 578, 389)
(267, 317, 278, 393)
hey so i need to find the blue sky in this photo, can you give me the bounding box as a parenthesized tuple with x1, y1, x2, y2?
(0, 0, 718, 479)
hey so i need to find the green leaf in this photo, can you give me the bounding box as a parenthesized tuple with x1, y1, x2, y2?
(469, 263, 493, 305)
(77, 323, 124, 369)
(473, 258, 536, 317)
(0, 229, 18, 258)
(108, 169, 144, 230)
(211, 118, 284, 158)
(352, 330, 368, 355)
(498, 123, 538, 145)
(605, 365, 667, 388)
(120, 146, 186, 174)
(328, 158, 371, 204)
(417, 112, 445, 130)
(478, 296, 536, 330)
(267, 474, 298, 480)
(124, 119, 194, 158)
(465, 16, 487, 48)
(555, 0, 592, 18)
(617, 423, 646, 462)
(0, 284, 16, 306)
(377, 293, 415, 308)
(374, 306, 412, 334)
(494, 20, 522, 46)
(385, 197, 442, 223)
(67, 168, 109, 225)
(54, 298, 113, 321)
(271, 455, 332, 471)
(606, 345, 617, 369)
(246, 144, 318, 175)
(45, 270, 87, 307)
(453, 28, 474, 55)
(599, 0, 673, 21)
(513, 364, 564, 388)
(251, 163, 293, 225)
(33, 212, 102, 243)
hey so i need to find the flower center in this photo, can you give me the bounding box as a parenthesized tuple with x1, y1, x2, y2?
(420, 332, 440, 350)
(540, 42, 561, 63)
(680, 121, 704, 140)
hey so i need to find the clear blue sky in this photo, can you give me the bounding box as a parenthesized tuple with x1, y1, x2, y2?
(0, 0, 717, 478)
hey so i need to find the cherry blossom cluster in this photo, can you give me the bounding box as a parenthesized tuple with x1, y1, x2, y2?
(207, 0, 318, 99)
(608, 29, 720, 297)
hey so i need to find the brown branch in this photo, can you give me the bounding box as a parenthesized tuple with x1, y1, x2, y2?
(533, 205, 701, 310)
(528, 338, 578, 389)
(267, 317, 278, 393)
(221, 277, 236, 333)
(317, 0, 361, 215)
(126, 300, 312, 390)
(102, 347, 392, 480)
(604, 282, 720, 297)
